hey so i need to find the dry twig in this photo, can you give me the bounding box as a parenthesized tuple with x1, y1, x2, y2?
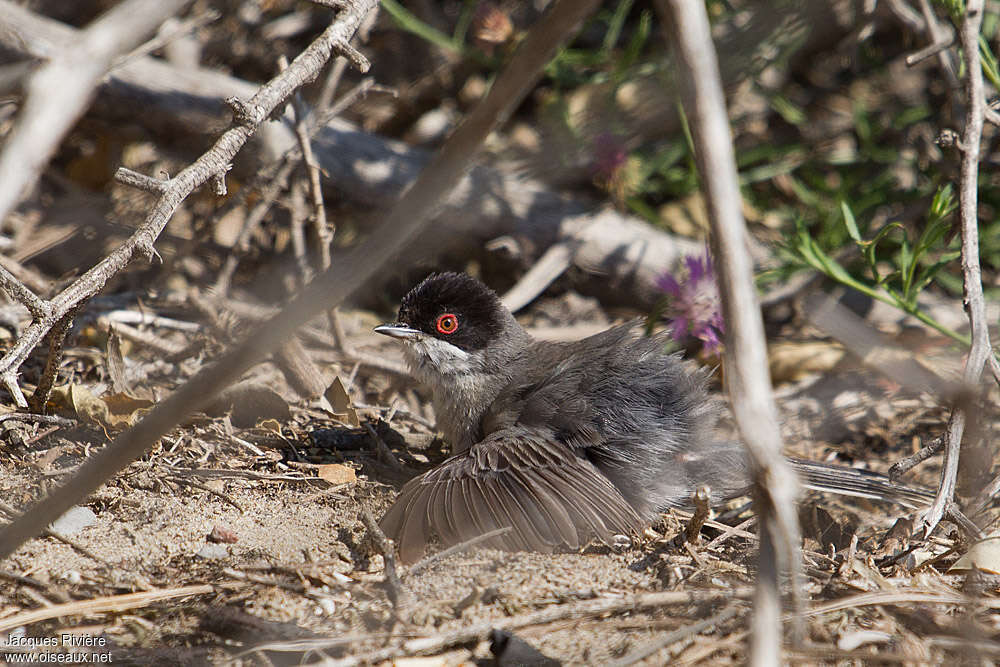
(359, 505, 408, 610)
(0, 585, 213, 635)
(654, 0, 804, 661)
(922, 0, 994, 535)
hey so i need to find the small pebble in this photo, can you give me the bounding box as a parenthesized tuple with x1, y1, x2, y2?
(196, 543, 229, 560)
(49, 506, 96, 537)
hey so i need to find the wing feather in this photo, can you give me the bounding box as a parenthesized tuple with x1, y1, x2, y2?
(379, 429, 642, 563)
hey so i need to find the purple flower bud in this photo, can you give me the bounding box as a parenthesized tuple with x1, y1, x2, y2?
(658, 246, 724, 353)
(590, 133, 628, 181)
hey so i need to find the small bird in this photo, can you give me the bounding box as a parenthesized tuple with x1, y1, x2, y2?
(375, 272, 931, 563)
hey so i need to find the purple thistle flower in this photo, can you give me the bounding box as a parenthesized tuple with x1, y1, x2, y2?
(657, 247, 725, 354)
(590, 132, 628, 182)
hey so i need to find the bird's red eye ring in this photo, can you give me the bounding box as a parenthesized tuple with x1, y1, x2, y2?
(436, 313, 459, 335)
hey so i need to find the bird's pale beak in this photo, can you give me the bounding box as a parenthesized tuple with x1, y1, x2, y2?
(374, 323, 423, 340)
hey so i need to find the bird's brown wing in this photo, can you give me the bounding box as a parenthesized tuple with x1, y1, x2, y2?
(379, 429, 644, 563)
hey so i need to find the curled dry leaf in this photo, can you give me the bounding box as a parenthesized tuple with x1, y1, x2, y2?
(951, 535, 1000, 574)
(323, 376, 360, 427)
(50, 384, 154, 431)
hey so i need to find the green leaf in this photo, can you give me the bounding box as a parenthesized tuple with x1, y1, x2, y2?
(602, 0, 636, 55)
(900, 236, 914, 295)
(841, 200, 862, 242)
(618, 10, 651, 73)
(913, 251, 962, 295)
(980, 33, 1000, 90)
(930, 183, 956, 219)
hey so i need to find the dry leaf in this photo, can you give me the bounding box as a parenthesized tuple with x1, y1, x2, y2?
(258, 419, 283, 433)
(951, 535, 1000, 574)
(49, 385, 153, 430)
(316, 463, 356, 485)
(323, 377, 360, 427)
(102, 392, 154, 428)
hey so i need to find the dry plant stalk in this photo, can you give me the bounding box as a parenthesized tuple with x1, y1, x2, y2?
(654, 0, 804, 663)
(922, 0, 994, 534)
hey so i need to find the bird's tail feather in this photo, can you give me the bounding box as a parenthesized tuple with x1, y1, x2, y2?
(788, 457, 934, 509)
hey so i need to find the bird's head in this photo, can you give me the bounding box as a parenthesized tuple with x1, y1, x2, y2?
(375, 273, 528, 383)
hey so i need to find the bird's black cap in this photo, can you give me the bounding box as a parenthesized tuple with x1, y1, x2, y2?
(389, 272, 509, 352)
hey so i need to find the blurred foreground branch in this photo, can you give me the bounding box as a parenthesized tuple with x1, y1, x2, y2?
(655, 0, 803, 663)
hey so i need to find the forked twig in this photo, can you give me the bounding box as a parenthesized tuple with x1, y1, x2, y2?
(922, 0, 994, 535)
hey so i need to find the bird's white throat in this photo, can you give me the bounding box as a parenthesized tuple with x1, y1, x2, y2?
(402, 336, 495, 453)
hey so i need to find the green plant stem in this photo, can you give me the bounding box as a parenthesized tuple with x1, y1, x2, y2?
(821, 269, 971, 346)
(380, 0, 465, 54)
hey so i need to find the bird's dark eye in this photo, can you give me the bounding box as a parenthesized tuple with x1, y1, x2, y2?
(435, 313, 459, 335)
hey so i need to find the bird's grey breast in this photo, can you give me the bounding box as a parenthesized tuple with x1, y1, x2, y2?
(401, 337, 509, 453)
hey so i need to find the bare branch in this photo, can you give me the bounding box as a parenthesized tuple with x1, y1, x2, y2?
(0, 0, 192, 226)
(921, 0, 994, 534)
(654, 0, 804, 661)
(114, 168, 170, 193)
(28, 307, 79, 413)
(913, 0, 959, 87)
(0, 263, 49, 319)
(0, 0, 378, 408)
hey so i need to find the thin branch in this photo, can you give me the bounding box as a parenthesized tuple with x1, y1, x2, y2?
(922, 0, 993, 535)
(0, 0, 191, 225)
(0, 263, 49, 319)
(28, 306, 79, 412)
(359, 505, 409, 610)
(654, 0, 804, 660)
(210, 77, 386, 296)
(0, 412, 76, 427)
(905, 35, 955, 67)
(109, 8, 220, 72)
(888, 436, 944, 481)
(913, 0, 959, 87)
(288, 67, 333, 272)
(0, 0, 377, 408)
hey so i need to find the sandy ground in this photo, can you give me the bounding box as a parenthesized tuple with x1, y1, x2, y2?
(0, 325, 994, 666)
